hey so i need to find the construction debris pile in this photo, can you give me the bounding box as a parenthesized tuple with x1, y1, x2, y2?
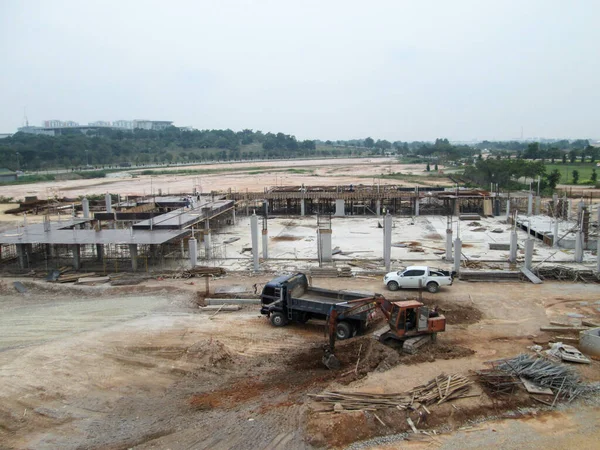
(309, 373, 473, 412)
(533, 265, 600, 283)
(476, 354, 600, 403)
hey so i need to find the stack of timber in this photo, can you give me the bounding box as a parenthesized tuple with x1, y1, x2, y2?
(338, 266, 353, 277)
(459, 270, 521, 282)
(310, 267, 339, 278)
(176, 266, 227, 279)
(533, 266, 600, 283)
(459, 214, 481, 221)
(309, 373, 473, 412)
(57, 272, 97, 283)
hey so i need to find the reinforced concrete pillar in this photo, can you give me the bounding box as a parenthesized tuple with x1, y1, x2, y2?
(574, 231, 584, 263)
(263, 200, 269, 217)
(188, 237, 197, 268)
(524, 239, 534, 270)
(72, 244, 81, 270)
(105, 193, 112, 213)
(376, 200, 381, 217)
(335, 199, 345, 217)
(318, 228, 333, 262)
(82, 198, 90, 219)
(232, 207, 236, 225)
(415, 198, 420, 216)
(453, 238, 462, 274)
(262, 228, 268, 259)
(506, 199, 510, 220)
(534, 196, 541, 215)
(577, 200, 585, 215)
(597, 237, 600, 273)
(251, 213, 259, 271)
(96, 244, 104, 261)
(509, 230, 518, 262)
(567, 199, 572, 221)
(527, 193, 533, 215)
(180, 240, 185, 258)
(16, 243, 26, 269)
(300, 199, 305, 216)
(445, 228, 453, 261)
(383, 212, 392, 271)
(553, 220, 559, 248)
(129, 244, 138, 272)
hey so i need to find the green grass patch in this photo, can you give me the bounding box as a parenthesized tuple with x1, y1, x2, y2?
(544, 162, 598, 184)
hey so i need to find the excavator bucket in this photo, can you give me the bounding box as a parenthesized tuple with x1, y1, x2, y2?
(322, 346, 341, 370)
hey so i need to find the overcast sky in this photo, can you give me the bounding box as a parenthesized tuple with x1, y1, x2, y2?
(1, 0, 599, 141)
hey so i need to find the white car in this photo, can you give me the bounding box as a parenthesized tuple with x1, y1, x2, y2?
(383, 266, 454, 293)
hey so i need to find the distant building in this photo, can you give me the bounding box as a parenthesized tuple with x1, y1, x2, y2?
(133, 120, 173, 131)
(88, 121, 111, 127)
(0, 168, 17, 183)
(18, 126, 55, 136)
(43, 120, 79, 128)
(112, 120, 134, 130)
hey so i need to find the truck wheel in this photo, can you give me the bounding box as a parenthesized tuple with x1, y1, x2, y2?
(387, 281, 399, 291)
(270, 312, 287, 327)
(336, 322, 353, 340)
(426, 282, 439, 293)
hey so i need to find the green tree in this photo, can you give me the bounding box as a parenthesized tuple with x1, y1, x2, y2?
(426, 162, 430, 172)
(591, 169, 597, 184)
(546, 169, 561, 190)
(364, 137, 374, 148)
(434, 163, 438, 171)
(569, 150, 577, 163)
(562, 153, 567, 164)
(572, 169, 579, 184)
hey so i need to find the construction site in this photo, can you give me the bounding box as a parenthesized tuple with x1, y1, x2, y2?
(1, 158, 599, 449)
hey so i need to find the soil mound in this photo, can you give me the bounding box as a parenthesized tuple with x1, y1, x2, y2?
(185, 338, 236, 367)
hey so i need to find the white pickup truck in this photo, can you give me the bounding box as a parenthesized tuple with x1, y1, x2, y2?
(383, 266, 454, 293)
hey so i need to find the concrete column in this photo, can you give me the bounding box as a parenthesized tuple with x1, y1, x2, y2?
(553, 220, 559, 248)
(577, 200, 585, 215)
(534, 196, 541, 215)
(300, 199, 305, 216)
(527, 193, 533, 215)
(524, 239, 534, 270)
(383, 212, 392, 271)
(232, 207, 236, 225)
(445, 228, 453, 261)
(72, 244, 81, 270)
(96, 244, 104, 261)
(188, 237, 197, 268)
(82, 198, 90, 218)
(318, 229, 333, 262)
(415, 198, 420, 216)
(567, 199, 572, 221)
(574, 231, 583, 263)
(251, 213, 259, 271)
(262, 228, 268, 259)
(105, 193, 112, 213)
(263, 200, 269, 217)
(552, 193, 558, 216)
(376, 200, 381, 217)
(505, 199, 510, 220)
(509, 231, 518, 262)
(129, 244, 138, 272)
(16, 243, 26, 269)
(597, 237, 600, 273)
(453, 238, 462, 274)
(454, 199, 460, 216)
(180, 240, 185, 258)
(335, 199, 345, 217)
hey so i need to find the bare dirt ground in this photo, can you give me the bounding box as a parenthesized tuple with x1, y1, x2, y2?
(1, 158, 451, 200)
(1, 276, 599, 449)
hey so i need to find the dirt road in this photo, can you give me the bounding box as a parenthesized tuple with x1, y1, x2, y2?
(0, 277, 598, 449)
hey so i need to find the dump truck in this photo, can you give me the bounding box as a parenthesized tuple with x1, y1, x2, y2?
(322, 296, 446, 369)
(260, 273, 376, 339)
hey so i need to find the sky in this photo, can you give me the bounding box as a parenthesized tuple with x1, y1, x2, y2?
(1, 0, 599, 142)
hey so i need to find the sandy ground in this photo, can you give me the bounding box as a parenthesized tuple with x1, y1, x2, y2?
(0, 276, 599, 449)
(1, 159, 451, 200)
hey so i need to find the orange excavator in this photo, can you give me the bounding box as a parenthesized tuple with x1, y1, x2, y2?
(322, 295, 446, 369)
